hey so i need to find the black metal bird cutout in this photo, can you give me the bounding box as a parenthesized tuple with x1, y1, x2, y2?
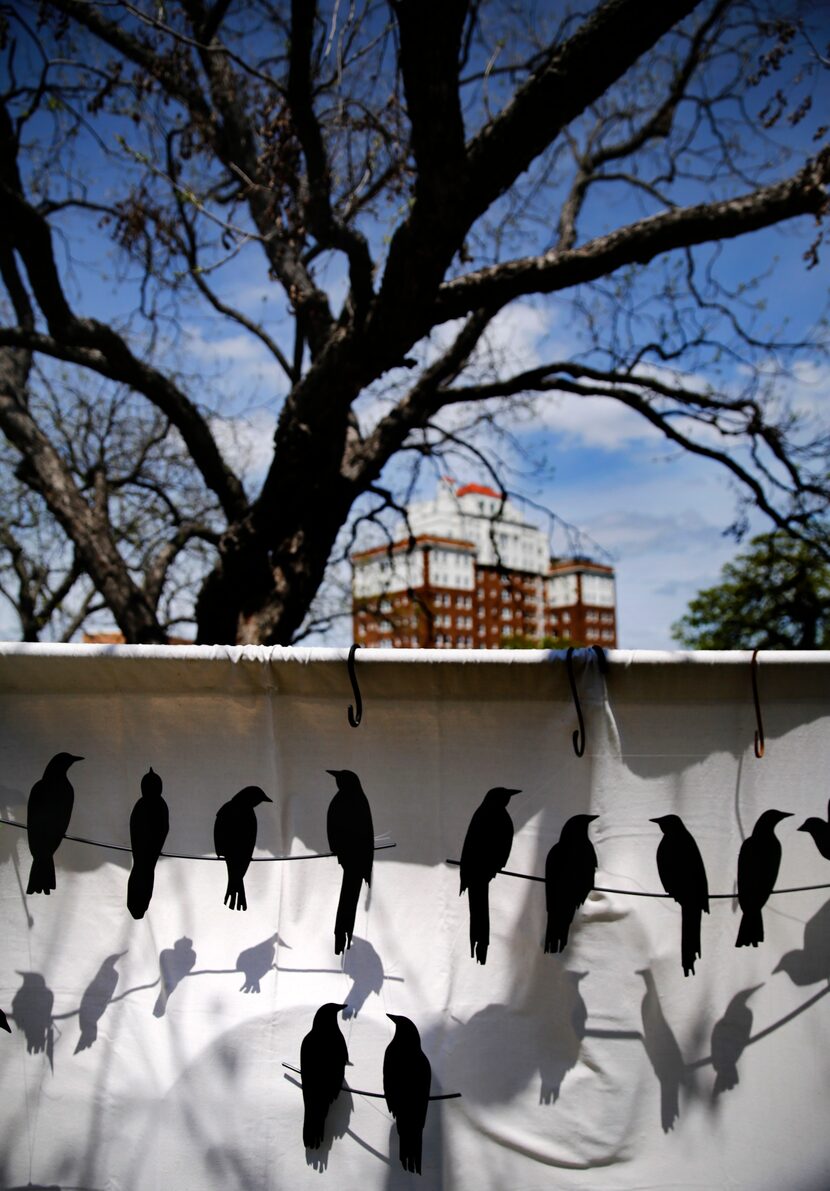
(326, 769, 374, 954)
(383, 1014, 432, 1175)
(214, 786, 272, 911)
(127, 767, 169, 919)
(300, 1002, 349, 1151)
(459, 787, 520, 964)
(26, 752, 83, 895)
(651, 814, 710, 976)
(736, 809, 792, 947)
(798, 799, 830, 860)
(544, 814, 598, 954)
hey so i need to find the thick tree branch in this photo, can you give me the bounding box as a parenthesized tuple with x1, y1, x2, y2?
(435, 149, 830, 320)
(0, 101, 248, 523)
(287, 0, 374, 314)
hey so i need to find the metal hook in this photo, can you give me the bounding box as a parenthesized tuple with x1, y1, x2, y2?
(750, 648, 764, 758)
(566, 646, 586, 757)
(347, 643, 363, 728)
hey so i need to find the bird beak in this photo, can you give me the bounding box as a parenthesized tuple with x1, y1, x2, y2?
(71, 755, 84, 763)
(649, 817, 661, 824)
(262, 794, 273, 802)
(587, 815, 599, 822)
(386, 1013, 399, 1022)
(326, 769, 340, 777)
(797, 821, 810, 832)
(507, 789, 522, 797)
(338, 1003, 349, 1012)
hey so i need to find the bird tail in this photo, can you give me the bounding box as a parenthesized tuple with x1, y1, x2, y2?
(27, 855, 55, 895)
(681, 904, 702, 976)
(713, 1064, 738, 1096)
(127, 863, 155, 920)
(468, 881, 490, 965)
(335, 867, 363, 954)
(74, 1024, 96, 1054)
(303, 1107, 325, 1150)
(224, 869, 247, 911)
(544, 907, 573, 954)
(736, 908, 763, 948)
(398, 1125, 423, 1175)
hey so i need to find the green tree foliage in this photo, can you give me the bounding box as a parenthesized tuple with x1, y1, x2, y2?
(671, 533, 830, 649)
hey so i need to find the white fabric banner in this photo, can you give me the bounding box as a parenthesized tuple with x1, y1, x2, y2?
(0, 645, 828, 1191)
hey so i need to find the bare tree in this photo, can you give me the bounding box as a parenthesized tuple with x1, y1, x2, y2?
(0, 0, 827, 643)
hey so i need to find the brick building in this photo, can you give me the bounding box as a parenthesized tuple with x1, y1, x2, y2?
(351, 482, 617, 649)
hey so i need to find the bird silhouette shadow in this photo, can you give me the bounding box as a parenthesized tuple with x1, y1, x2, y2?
(539, 969, 589, 1105)
(710, 985, 763, 1099)
(300, 1083, 353, 1173)
(342, 938, 392, 1018)
(75, 952, 126, 1053)
(773, 896, 830, 987)
(440, 961, 589, 1108)
(235, 933, 288, 994)
(637, 969, 685, 1132)
(11, 971, 55, 1067)
(153, 937, 196, 1018)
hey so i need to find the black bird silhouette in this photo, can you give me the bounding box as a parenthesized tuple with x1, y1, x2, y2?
(651, 814, 709, 976)
(214, 785, 272, 911)
(75, 952, 125, 1053)
(127, 767, 169, 919)
(711, 985, 762, 1096)
(153, 936, 196, 1018)
(736, 809, 792, 947)
(383, 1014, 432, 1175)
(459, 786, 520, 964)
(798, 799, 830, 861)
(26, 752, 83, 895)
(326, 769, 374, 954)
(300, 1002, 349, 1150)
(0, 1008, 10, 1033)
(544, 814, 598, 954)
(11, 972, 54, 1061)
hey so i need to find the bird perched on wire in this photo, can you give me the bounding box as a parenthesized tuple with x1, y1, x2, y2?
(544, 814, 598, 954)
(127, 767, 169, 919)
(384, 1014, 431, 1175)
(26, 752, 83, 895)
(214, 786, 272, 911)
(651, 814, 709, 976)
(736, 809, 792, 947)
(326, 769, 374, 954)
(300, 1002, 349, 1150)
(797, 800, 830, 861)
(459, 786, 520, 964)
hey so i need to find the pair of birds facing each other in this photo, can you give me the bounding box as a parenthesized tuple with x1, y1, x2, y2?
(300, 1004, 431, 1174)
(215, 767, 374, 933)
(458, 788, 599, 964)
(128, 769, 271, 918)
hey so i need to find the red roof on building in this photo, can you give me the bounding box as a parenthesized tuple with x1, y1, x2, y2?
(456, 482, 503, 500)
(352, 534, 476, 562)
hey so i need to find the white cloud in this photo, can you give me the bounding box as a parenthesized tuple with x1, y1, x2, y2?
(208, 408, 277, 481)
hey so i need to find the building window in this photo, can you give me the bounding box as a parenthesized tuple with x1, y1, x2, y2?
(501, 608, 512, 621)
(501, 590, 510, 602)
(562, 612, 571, 623)
(501, 625, 511, 636)
(436, 634, 444, 646)
(478, 626, 486, 637)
